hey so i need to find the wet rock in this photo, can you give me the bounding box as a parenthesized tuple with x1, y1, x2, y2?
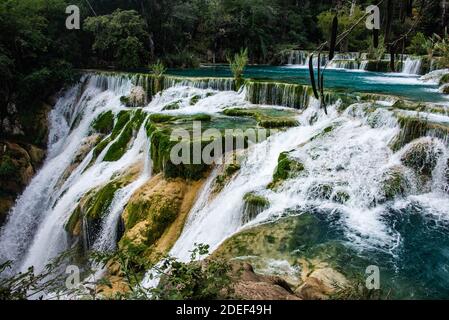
(269, 151, 304, 189)
(295, 264, 349, 300)
(119, 174, 206, 265)
(439, 84, 449, 94)
(0, 141, 43, 225)
(231, 262, 300, 300)
(307, 182, 333, 200)
(242, 192, 269, 223)
(380, 165, 411, 201)
(400, 138, 444, 177)
(120, 86, 146, 107)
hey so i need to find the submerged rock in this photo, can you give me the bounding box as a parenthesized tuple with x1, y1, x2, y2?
(307, 182, 333, 200)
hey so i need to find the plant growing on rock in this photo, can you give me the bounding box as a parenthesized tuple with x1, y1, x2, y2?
(150, 60, 167, 93)
(227, 48, 248, 91)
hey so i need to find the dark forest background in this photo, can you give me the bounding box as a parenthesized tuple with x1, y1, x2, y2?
(0, 0, 448, 125)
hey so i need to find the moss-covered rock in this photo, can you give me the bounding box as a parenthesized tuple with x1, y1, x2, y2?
(307, 182, 333, 200)
(223, 107, 299, 129)
(146, 113, 259, 180)
(379, 165, 411, 201)
(190, 95, 200, 105)
(120, 86, 146, 107)
(390, 116, 449, 151)
(119, 174, 206, 266)
(245, 80, 309, 109)
(440, 84, 449, 94)
(103, 110, 145, 162)
(213, 154, 241, 193)
(269, 151, 304, 188)
(438, 73, 449, 86)
(92, 111, 114, 134)
(0, 141, 45, 225)
(64, 165, 142, 249)
(400, 138, 444, 177)
(242, 192, 270, 223)
(162, 101, 181, 111)
(332, 191, 350, 204)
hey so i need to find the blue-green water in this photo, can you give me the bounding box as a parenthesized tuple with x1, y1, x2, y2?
(168, 65, 447, 103)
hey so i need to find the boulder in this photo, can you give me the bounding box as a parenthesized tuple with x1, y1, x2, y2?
(400, 138, 444, 177)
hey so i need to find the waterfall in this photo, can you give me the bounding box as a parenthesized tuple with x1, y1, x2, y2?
(163, 76, 235, 91)
(402, 57, 423, 74)
(0, 73, 137, 274)
(166, 99, 449, 266)
(245, 81, 310, 109)
(1, 69, 448, 298)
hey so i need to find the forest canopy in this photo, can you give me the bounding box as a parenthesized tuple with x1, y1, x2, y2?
(0, 0, 448, 122)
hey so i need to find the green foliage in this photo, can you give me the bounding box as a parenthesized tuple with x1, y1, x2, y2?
(0, 249, 84, 300)
(317, 5, 367, 52)
(227, 48, 248, 90)
(433, 34, 449, 68)
(84, 9, 149, 69)
(367, 36, 386, 61)
(150, 60, 167, 78)
(407, 32, 431, 56)
(152, 244, 234, 300)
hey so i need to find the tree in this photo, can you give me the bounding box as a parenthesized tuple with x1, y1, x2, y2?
(84, 9, 149, 69)
(228, 48, 248, 91)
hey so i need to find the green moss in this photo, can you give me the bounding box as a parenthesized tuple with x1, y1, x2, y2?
(64, 206, 81, 235)
(214, 162, 241, 192)
(190, 95, 200, 105)
(439, 74, 449, 86)
(92, 111, 114, 134)
(92, 137, 111, 158)
(223, 107, 299, 128)
(310, 124, 336, 141)
(149, 113, 177, 123)
(162, 101, 181, 111)
(389, 116, 449, 151)
(401, 139, 443, 177)
(243, 192, 269, 207)
(332, 191, 350, 204)
(270, 152, 304, 188)
(111, 111, 131, 137)
(380, 166, 410, 201)
(85, 181, 123, 220)
(104, 110, 145, 162)
(120, 96, 131, 107)
(242, 192, 270, 223)
(191, 113, 211, 122)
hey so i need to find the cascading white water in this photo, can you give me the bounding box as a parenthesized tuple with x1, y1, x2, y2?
(1, 70, 448, 298)
(165, 98, 449, 264)
(0, 74, 139, 274)
(402, 57, 422, 75)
